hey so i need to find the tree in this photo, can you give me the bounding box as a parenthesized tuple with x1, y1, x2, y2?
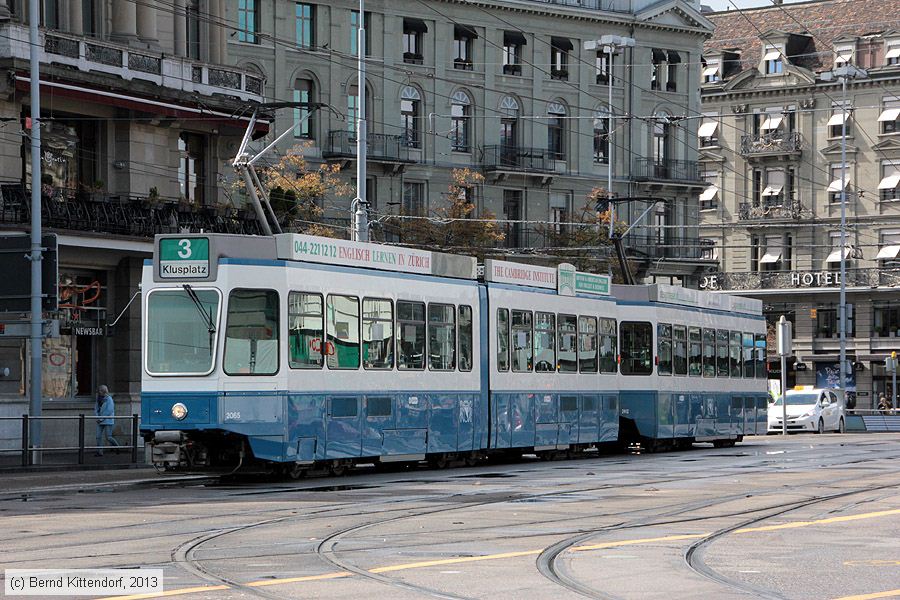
(239, 142, 353, 238)
(536, 186, 637, 281)
(386, 169, 505, 259)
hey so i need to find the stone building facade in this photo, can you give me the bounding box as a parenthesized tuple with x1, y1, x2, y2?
(698, 0, 900, 406)
(0, 0, 263, 451)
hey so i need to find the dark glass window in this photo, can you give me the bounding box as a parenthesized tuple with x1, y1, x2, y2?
(363, 298, 393, 370)
(673, 325, 687, 375)
(534, 312, 556, 372)
(755, 333, 767, 379)
(398, 301, 425, 370)
(367, 396, 392, 417)
(600, 317, 617, 374)
(579, 316, 598, 373)
(620, 321, 653, 376)
(224, 289, 279, 375)
(237, 0, 259, 43)
(428, 304, 455, 371)
(743, 333, 755, 378)
(730, 330, 742, 378)
(331, 397, 357, 418)
(560, 396, 577, 412)
(288, 292, 323, 369)
(295, 3, 314, 48)
(326, 295, 360, 370)
(459, 305, 473, 372)
(689, 327, 702, 377)
(558, 314, 578, 373)
(658, 323, 672, 376)
(497, 308, 510, 372)
(716, 329, 730, 377)
(511, 310, 533, 372)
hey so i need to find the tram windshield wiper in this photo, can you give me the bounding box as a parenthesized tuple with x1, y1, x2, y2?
(183, 285, 217, 354)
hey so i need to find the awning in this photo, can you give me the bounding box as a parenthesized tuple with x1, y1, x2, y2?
(454, 24, 478, 39)
(702, 65, 720, 77)
(886, 47, 900, 59)
(878, 108, 900, 122)
(760, 115, 783, 130)
(761, 184, 783, 197)
(760, 248, 782, 263)
(403, 18, 428, 33)
(652, 48, 667, 63)
(835, 49, 853, 63)
(504, 30, 526, 46)
(876, 245, 900, 260)
(827, 178, 850, 192)
(879, 174, 900, 189)
(763, 49, 781, 61)
(826, 112, 848, 127)
(698, 121, 718, 138)
(826, 247, 851, 263)
(667, 51, 681, 64)
(551, 36, 573, 52)
(699, 185, 718, 201)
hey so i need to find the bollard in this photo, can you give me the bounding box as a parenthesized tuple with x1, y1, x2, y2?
(78, 414, 85, 465)
(131, 414, 139, 464)
(21, 415, 29, 467)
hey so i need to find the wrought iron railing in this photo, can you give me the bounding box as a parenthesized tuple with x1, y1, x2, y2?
(632, 158, 702, 183)
(740, 131, 803, 155)
(738, 201, 804, 220)
(480, 145, 560, 174)
(322, 130, 412, 162)
(0, 182, 265, 237)
(623, 235, 710, 261)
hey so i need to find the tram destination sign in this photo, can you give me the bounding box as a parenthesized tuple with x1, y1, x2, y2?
(159, 237, 210, 279)
(275, 234, 477, 279)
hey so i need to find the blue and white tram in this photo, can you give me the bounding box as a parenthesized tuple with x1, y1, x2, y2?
(141, 233, 767, 473)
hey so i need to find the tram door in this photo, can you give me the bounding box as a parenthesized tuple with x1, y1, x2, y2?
(558, 396, 578, 447)
(579, 395, 600, 444)
(743, 397, 755, 435)
(326, 396, 362, 458)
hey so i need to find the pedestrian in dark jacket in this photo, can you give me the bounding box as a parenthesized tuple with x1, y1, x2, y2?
(94, 385, 119, 456)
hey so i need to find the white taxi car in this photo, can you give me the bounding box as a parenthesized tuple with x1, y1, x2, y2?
(767, 386, 846, 434)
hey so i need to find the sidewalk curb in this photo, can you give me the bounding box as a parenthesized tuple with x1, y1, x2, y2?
(0, 463, 151, 475)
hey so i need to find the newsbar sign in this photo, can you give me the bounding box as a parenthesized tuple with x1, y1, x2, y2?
(159, 237, 210, 279)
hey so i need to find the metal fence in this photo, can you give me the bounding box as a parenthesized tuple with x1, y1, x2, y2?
(0, 414, 142, 467)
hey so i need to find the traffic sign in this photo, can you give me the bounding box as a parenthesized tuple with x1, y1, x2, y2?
(0, 234, 58, 313)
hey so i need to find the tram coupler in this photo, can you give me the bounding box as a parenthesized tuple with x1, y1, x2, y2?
(149, 431, 209, 468)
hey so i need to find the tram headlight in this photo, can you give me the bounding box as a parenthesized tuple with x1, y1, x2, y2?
(171, 403, 188, 421)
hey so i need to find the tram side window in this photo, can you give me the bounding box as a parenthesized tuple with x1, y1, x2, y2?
(459, 305, 473, 372)
(362, 298, 394, 370)
(742, 332, 755, 378)
(620, 321, 653, 376)
(579, 316, 598, 373)
(511, 310, 533, 372)
(658, 323, 673, 376)
(326, 295, 360, 369)
(497, 308, 510, 372)
(534, 312, 556, 372)
(599, 318, 618, 374)
(288, 292, 323, 369)
(688, 327, 702, 376)
(398, 301, 425, 370)
(730, 331, 742, 378)
(755, 333, 767, 379)
(702, 328, 716, 377)
(558, 314, 578, 373)
(428, 304, 456, 371)
(673, 325, 688, 375)
(716, 329, 729, 377)
(224, 289, 280, 375)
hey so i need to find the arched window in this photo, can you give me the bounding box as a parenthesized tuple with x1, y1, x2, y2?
(547, 101, 567, 160)
(401, 86, 421, 148)
(450, 90, 472, 153)
(499, 96, 519, 149)
(593, 107, 610, 164)
(293, 78, 314, 139)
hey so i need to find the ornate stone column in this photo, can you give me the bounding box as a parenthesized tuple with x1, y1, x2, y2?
(111, 0, 138, 43)
(216, 0, 227, 63)
(70, 0, 83, 36)
(173, 0, 187, 56)
(0, 0, 11, 21)
(137, 0, 158, 46)
(208, 0, 222, 63)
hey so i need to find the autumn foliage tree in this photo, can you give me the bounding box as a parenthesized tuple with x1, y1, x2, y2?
(387, 168, 505, 259)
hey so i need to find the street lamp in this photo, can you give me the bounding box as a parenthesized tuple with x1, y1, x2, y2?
(824, 63, 867, 404)
(584, 35, 635, 242)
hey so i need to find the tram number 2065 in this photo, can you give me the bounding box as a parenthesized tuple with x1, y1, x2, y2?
(224, 411, 242, 421)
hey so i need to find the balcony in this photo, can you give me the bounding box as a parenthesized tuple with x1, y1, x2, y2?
(740, 132, 803, 157)
(322, 130, 413, 164)
(738, 201, 804, 221)
(480, 145, 561, 175)
(623, 235, 710, 261)
(704, 269, 900, 292)
(632, 158, 703, 184)
(0, 23, 265, 103)
(0, 182, 265, 238)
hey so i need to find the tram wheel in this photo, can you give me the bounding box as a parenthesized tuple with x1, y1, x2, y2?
(289, 464, 307, 480)
(429, 455, 450, 469)
(464, 454, 479, 467)
(330, 462, 348, 477)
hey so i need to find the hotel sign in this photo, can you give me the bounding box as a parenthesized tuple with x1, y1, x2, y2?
(791, 271, 842, 287)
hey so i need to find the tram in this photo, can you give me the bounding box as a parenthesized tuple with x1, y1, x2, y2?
(141, 233, 767, 474)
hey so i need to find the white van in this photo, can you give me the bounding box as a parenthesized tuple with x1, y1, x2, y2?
(767, 387, 846, 434)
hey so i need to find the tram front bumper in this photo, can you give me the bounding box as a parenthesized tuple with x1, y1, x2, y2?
(148, 431, 209, 468)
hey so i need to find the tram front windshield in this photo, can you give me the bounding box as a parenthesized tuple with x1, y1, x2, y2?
(147, 289, 219, 374)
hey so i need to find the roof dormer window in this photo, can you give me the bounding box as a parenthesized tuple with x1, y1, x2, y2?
(763, 47, 783, 75)
(834, 46, 854, 68)
(887, 43, 900, 66)
(703, 59, 720, 83)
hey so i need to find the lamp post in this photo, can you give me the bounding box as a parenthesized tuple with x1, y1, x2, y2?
(352, 0, 368, 242)
(830, 64, 866, 403)
(584, 35, 634, 242)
